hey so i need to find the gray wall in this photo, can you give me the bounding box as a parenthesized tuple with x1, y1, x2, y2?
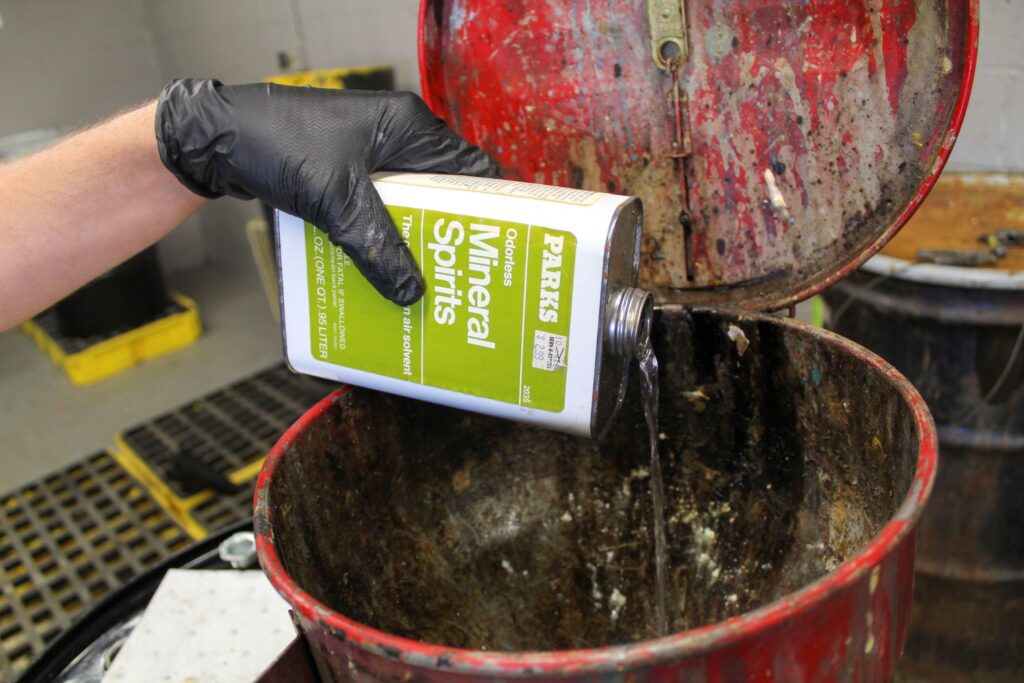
(0, 0, 208, 271)
(144, 0, 421, 90)
(140, 0, 422, 272)
(0, 0, 160, 137)
(295, 0, 422, 92)
(0, 0, 420, 274)
(947, 0, 1024, 172)
(0, 0, 1019, 273)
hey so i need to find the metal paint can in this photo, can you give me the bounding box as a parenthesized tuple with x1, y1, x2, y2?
(277, 173, 651, 438)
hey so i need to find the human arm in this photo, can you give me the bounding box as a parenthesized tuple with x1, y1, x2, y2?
(0, 102, 204, 332)
(0, 80, 498, 333)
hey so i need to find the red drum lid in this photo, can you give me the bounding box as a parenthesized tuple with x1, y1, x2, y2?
(419, 0, 978, 309)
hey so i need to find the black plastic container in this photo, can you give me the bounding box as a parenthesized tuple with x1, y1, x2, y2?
(55, 247, 169, 338)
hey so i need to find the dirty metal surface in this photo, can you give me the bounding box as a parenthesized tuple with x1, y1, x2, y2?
(256, 306, 937, 681)
(419, 0, 978, 310)
(824, 271, 1023, 577)
(895, 573, 1024, 683)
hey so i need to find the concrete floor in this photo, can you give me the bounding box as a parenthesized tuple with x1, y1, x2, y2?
(0, 263, 284, 490)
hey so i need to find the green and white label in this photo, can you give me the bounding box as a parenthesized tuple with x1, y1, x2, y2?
(305, 205, 576, 412)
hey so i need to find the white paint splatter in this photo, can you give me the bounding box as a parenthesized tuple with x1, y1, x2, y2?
(727, 325, 750, 356)
(589, 563, 603, 602)
(763, 168, 795, 225)
(609, 588, 627, 621)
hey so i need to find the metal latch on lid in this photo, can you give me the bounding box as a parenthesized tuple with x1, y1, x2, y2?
(648, 0, 688, 70)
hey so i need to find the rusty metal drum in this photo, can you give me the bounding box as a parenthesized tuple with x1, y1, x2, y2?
(256, 306, 937, 682)
(823, 173, 1024, 683)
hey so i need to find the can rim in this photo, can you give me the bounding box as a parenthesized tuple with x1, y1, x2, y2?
(254, 309, 938, 676)
(861, 254, 1024, 290)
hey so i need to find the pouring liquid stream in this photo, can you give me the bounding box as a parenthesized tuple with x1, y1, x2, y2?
(638, 339, 669, 637)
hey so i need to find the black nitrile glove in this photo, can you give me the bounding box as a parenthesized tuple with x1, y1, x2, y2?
(155, 79, 499, 305)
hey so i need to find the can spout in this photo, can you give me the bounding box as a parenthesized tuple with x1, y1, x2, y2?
(605, 287, 654, 359)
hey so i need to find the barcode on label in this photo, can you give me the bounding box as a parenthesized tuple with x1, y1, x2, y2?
(531, 331, 568, 372)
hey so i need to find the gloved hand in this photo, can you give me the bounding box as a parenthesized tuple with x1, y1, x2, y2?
(155, 79, 498, 305)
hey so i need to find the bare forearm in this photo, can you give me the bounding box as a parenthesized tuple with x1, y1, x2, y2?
(0, 102, 204, 331)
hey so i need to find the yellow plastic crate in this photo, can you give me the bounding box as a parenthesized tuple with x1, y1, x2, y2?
(264, 65, 393, 90)
(21, 293, 202, 386)
(111, 434, 261, 541)
(108, 365, 331, 540)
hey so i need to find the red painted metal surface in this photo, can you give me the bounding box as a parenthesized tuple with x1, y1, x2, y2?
(418, 0, 978, 310)
(254, 317, 938, 682)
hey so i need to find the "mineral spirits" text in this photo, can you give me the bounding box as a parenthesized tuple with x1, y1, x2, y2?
(428, 218, 500, 350)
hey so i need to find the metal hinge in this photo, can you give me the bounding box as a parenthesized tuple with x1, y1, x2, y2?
(648, 0, 688, 71)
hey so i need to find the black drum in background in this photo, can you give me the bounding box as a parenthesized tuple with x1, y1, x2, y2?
(824, 263, 1024, 683)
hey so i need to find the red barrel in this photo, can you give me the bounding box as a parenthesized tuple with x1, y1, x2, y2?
(255, 306, 937, 682)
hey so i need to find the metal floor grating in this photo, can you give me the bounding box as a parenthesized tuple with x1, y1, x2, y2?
(1, 365, 333, 680)
(0, 452, 191, 679)
(118, 365, 334, 499)
(189, 487, 259, 535)
(30, 302, 187, 355)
